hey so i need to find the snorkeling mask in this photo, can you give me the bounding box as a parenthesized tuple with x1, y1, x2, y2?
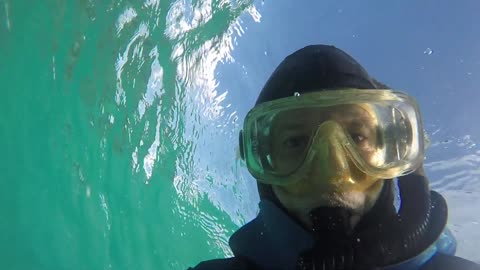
(239, 89, 425, 190)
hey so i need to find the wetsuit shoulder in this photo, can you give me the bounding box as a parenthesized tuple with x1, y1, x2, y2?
(420, 253, 480, 270)
(189, 257, 260, 270)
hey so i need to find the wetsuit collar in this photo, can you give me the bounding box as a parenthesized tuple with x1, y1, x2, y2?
(229, 200, 315, 270)
(229, 199, 455, 270)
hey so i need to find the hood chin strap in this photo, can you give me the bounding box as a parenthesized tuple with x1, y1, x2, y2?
(297, 174, 448, 270)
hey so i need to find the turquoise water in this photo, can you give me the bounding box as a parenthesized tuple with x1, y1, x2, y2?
(1, 1, 479, 269)
(0, 1, 258, 269)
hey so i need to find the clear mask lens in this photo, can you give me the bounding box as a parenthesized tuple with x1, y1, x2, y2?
(242, 90, 424, 185)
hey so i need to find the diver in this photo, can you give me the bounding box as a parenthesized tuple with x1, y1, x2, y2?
(189, 45, 480, 270)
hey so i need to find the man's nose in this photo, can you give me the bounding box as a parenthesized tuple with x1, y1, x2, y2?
(308, 128, 352, 185)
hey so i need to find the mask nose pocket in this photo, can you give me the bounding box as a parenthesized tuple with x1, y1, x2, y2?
(304, 121, 353, 183)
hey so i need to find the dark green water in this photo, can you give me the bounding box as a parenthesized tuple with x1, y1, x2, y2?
(0, 1, 258, 269)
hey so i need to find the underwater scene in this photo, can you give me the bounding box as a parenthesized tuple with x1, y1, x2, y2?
(1, 0, 479, 269)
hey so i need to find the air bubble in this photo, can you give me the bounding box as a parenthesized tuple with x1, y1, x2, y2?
(423, 48, 433, 55)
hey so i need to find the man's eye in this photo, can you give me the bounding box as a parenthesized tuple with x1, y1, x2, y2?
(283, 135, 309, 149)
(350, 133, 367, 145)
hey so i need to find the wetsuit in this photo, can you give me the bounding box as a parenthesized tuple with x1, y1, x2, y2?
(189, 176, 480, 270)
(189, 199, 479, 270)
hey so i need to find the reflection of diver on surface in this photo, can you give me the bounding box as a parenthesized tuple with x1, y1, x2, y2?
(190, 45, 480, 270)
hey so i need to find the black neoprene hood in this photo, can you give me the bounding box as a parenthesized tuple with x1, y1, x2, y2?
(256, 44, 384, 105)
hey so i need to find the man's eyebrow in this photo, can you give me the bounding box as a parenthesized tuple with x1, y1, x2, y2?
(349, 120, 366, 129)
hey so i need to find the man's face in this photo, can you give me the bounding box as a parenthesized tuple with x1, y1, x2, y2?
(268, 104, 385, 229)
